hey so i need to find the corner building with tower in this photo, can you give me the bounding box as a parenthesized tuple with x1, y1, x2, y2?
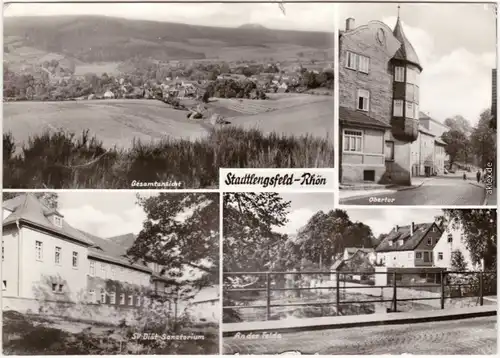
(339, 13, 422, 186)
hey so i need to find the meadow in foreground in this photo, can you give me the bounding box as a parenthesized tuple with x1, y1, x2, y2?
(3, 127, 334, 189)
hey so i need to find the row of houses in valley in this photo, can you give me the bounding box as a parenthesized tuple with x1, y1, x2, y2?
(1, 194, 219, 322)
(338, 13, 452, 185)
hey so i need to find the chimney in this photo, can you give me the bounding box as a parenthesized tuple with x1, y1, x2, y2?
(346, 17, 355, 31)
(411, 222, 415, 236)
(395, 225, 399, 231)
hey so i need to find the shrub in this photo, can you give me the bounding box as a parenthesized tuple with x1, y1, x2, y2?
(5, 127, 334, 188)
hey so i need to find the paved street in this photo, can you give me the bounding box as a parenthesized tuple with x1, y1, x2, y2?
(341, 177, 485, 205)
(223, 316, 497, 354)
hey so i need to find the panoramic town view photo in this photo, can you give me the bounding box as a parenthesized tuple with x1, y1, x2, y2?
(222, 193, 496, 354)
(2, 191, 219, 354)
(338, 3, 497, 205)
(3, 2, 335, 189)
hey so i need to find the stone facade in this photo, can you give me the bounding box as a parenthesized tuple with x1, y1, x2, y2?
(339, 18, 417, 185)
(339, 21, 400, 125)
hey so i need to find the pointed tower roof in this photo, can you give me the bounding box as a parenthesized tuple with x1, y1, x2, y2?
(392, 10, 422, 71)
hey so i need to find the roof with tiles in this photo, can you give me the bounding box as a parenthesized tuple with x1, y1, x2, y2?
(345, 247, 375, 254)
(77, 230, 151, 273)
(340, 106, 391, 130)
(392, 16, 422, 71)
(375, 222, 439, 252)
(3, 194, 93, 247)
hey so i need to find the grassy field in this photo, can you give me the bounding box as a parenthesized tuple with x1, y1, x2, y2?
(5, 95, 333, 150)
(3, 96, 334, 188)
(208, 94, 334, 142)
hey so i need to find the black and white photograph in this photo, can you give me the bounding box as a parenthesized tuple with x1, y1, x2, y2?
(222, 194, 496, 354)
(2, 191, 219, 354)
(338, 3, 497, 205)
(3, 2, 335, 189)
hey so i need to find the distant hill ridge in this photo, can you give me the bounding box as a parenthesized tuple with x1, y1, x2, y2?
(238, 23, 268, 30)
(4, 15, 333, 63)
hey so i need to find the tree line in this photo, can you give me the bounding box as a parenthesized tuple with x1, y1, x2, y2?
(441, 110, 496, 170)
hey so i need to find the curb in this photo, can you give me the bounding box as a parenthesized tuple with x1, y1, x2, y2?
(339, 189, 397, 203)
(222, 308, 496, 337)
(339, 179, 429, 203)
(467, 182, 488, 205)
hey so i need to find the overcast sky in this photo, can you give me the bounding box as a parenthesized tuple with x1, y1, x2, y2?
(4, 2, 336, 32)
(274, 193, 335, 235)
(346, 208, 443, 237)
(341, 2, 497, 125)
(58, 192, 146, 237)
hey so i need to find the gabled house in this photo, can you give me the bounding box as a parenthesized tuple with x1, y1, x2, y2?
(188, 285, 220, 322)
(2, 194, 210, 314)
(330, 249, 375, 283)
(375, 222, 443, 268)
(342, 247, 376, 263)
(2, 194, 94, 301)
(433, 222, 476, 270)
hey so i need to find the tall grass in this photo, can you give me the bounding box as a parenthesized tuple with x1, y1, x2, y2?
(4, 127, 334, 188)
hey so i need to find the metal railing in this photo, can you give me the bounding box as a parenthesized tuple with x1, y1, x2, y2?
(223, 270, 497, 321)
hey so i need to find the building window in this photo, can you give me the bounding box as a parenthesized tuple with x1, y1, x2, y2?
(110, 267, 115, 279)
(2, 280, 6, 291)
(2, 240, 4, 261)
(89, 261, 95, 276)
(54, 216, 63, 228)
(397, 239, 403, 246)
(438, 252, 443, 260)
(358, 56, 370, 73)
(407, 68, 419, 85)
(416, 252, 422, 259)
(58, 284, 63, 293)
(395, 66, 405, 82)
(393, 99, 404, 117)
(423, 251, 431, 262)
(101, 263, 107, 278)
(137, 296, 141, 307)
(128, 295, 133, 306)
(343, 130, 363, 153)
(448, 234, 453, 243)
(388, 241, 393, 247)
(120, 293, 125, 305)
(405, 102, 415, 119)
(346, 51, 370, 73)
(413, 103, 419, 120)
(427, 238, 432, 246)
(72, 252, 78, 268)
(406, 83, 419, 103)
(52, 283, 57, 292)
(385, 141, 395, 161)
(100, 289, 106, 304)
(110, 292, 116, 304)
(89, 290, 96, 303)
(35, 241, 43, 261)
(55, 246, 61, 265)
(346, 51, 357, 70)
(357, 89, 370, 111)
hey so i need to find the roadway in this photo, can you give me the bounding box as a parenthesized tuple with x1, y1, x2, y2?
(223, 316, 497, 354)
(340, 177, 485, 205)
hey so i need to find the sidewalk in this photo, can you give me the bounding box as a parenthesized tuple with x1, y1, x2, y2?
(339, 177, 432, 201)
(468, 182, 497, 205)
(223, 305, 496, 336)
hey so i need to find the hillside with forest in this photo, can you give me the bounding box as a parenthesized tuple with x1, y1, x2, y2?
(4, 15, 334, 66)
